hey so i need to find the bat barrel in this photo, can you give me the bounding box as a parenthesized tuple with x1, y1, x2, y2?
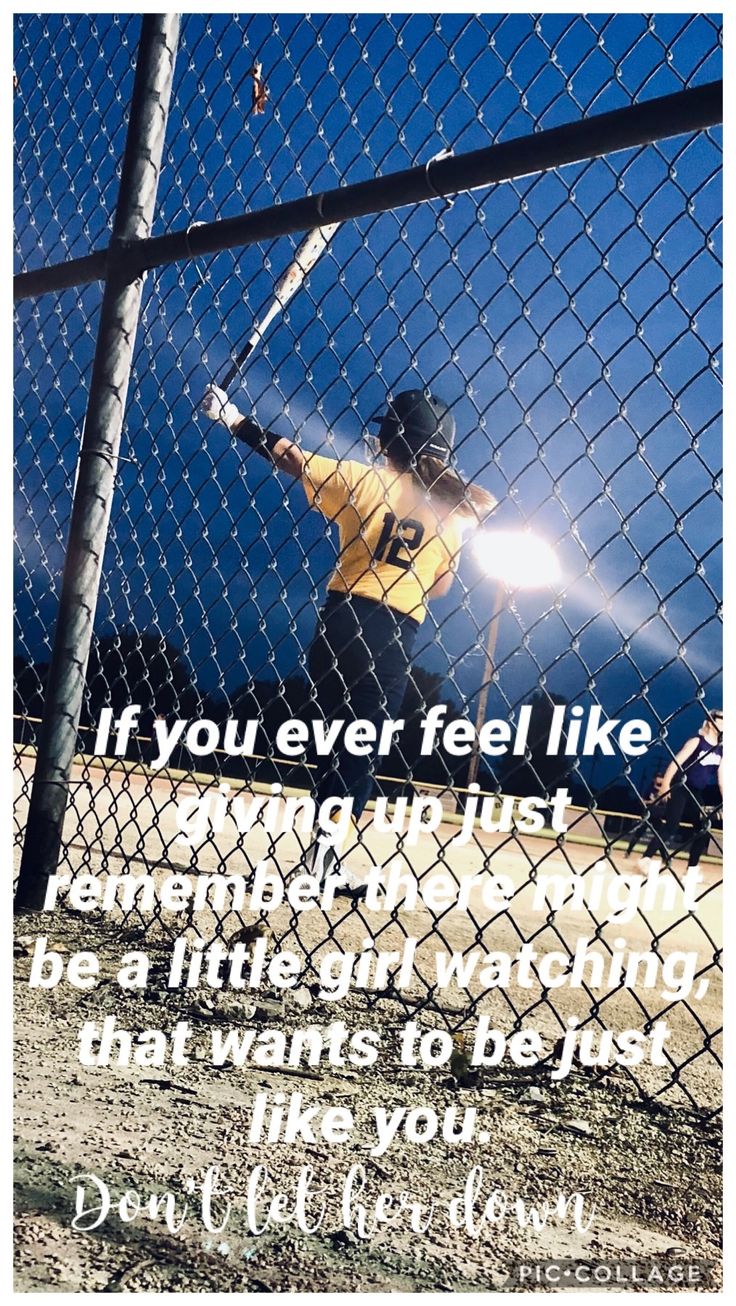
(220, 223, 340, 392)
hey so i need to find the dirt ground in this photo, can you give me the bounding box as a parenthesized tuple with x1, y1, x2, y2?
(13, 757, 722, 1291)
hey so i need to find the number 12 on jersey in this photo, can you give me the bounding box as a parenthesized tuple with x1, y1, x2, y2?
(374, 512, 425, 570)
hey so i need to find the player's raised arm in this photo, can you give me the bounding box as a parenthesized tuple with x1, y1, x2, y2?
(200, 384, 305, 478)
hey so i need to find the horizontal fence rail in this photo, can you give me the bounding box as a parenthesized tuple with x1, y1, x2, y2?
(14, 80, 723, 302)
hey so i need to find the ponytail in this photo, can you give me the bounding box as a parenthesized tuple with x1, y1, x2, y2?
(410, 454, 496, 520)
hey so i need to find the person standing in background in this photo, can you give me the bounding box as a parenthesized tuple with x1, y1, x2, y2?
(637, 711, 723, 875)
(624, 771, 666, 858)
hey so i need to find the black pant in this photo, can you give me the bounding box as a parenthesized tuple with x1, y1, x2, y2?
(625, 799, 667, 856)
(307, 594, 419, 819)
(643, 782, 721, 866)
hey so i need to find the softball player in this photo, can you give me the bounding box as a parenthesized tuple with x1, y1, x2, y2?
(201, 383, 495, 892)
(637, 710, 723, 874)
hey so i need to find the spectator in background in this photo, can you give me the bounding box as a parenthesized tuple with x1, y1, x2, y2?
(637, 710, 723, 876)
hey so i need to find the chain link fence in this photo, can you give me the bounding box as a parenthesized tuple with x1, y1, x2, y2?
(14, 13, 722, 1109)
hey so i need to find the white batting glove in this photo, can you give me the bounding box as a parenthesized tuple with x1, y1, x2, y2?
(200, 384, 243, 431)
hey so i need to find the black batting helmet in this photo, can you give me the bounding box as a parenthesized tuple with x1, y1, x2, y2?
(369, 389, 455, 467)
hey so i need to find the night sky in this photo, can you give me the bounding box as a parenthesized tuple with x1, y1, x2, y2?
(13, 12, 723, 789)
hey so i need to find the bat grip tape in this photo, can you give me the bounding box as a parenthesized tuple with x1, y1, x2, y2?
(220, 338, 255, 394)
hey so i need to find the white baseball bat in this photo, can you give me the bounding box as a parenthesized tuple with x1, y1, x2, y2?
(221, 222, 339, 390)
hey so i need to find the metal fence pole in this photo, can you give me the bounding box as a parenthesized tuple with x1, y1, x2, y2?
(466, 583, 504, 791)
(14, 14, 180, 910)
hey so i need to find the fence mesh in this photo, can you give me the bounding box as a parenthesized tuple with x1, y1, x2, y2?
(14, 13, 722, 1109)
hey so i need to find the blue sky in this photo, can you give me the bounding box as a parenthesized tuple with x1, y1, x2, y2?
(14, 12, 722, 787)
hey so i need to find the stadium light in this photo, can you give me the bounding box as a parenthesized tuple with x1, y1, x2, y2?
(471, 528, 561, 590)
(466, 530, 561, 789)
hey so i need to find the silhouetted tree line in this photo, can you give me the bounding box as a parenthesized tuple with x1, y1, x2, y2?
(14, 627, 620, 809)
(13, 628, 468, 793)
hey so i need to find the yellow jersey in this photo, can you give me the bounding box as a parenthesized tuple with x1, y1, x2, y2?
(302, 453, 463, 623)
